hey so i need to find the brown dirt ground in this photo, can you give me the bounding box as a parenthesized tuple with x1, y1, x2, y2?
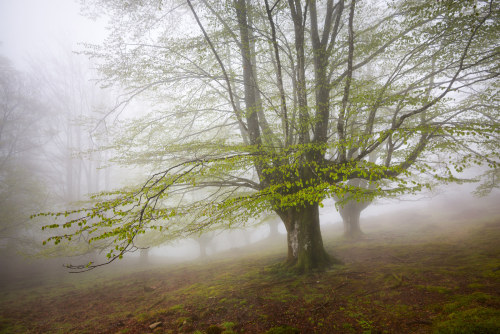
(1, 201, 499, 333)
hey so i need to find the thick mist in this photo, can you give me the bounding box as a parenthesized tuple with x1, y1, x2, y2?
(0, 1, 499, 333)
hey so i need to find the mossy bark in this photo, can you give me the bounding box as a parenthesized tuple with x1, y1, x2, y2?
(278, 203, 338, 272)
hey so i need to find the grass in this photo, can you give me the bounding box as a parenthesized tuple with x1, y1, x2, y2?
(432, 292, 500, 334)
(417, 285, 453, 294)
(0, 200, 499, 333)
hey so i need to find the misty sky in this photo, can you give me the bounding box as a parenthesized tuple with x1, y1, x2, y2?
(0, 0, 104, 69)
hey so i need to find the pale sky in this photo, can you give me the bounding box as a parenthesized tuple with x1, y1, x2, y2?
(0, 0, 105, 69)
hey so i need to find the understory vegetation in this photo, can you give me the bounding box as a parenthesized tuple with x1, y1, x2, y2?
(1, 200, 499, 333)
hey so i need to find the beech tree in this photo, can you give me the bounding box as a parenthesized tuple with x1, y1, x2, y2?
(335, 177, 373, 239)
(38, 0, 499, 272)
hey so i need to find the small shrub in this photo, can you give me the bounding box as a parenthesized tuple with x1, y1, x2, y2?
(417, 285, 452, 294)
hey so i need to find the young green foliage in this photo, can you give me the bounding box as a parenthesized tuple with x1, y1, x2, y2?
(40, 0, 499, 271)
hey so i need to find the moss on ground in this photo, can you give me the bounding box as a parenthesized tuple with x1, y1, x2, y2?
(433, 307, 500, 334)
(0, 211, 499, 333)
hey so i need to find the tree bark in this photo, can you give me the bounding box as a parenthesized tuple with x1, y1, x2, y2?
(335, 152, 376, 239)
(288, 0, 310, 144)
(234, 0, 261, 147)
(278, 203, 338, 272)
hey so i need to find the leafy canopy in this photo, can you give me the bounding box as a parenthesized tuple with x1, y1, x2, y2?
(36, 0, 499, 270)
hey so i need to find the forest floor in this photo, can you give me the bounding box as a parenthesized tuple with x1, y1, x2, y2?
(1, 198, 500, 334)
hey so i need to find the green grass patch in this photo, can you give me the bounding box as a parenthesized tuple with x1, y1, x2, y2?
(263, 286, 299, 303)
(434, 307, 500, 334)
(467, 282, 485, 289)
(417, 285, 453, 294)
(433, 292, 500, 333)
(265, 325, 300, 334)
(0, 316, 27, 334)
(168, 303, 185, 313)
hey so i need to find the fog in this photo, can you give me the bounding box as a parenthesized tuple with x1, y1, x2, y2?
(0, 0, 105, 70)
(0, 1, 499, 333)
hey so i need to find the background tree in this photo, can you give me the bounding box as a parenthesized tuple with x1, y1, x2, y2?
(195, 232, 215, 259)
(6, 49, 117, 261)
(28, 50, 112, 204)
(335, 178, 376, 239)
(40, 0, 499, 272)
(0, 55, 52, 254)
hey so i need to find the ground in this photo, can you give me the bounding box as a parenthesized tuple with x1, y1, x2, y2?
(0, 198, 499, 333)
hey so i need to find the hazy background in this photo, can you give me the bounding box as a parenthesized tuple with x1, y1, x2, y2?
(0, 0, 105, 69)
(0, 0, 498, 281)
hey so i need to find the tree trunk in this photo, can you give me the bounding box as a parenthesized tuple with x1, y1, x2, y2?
(139, 248, 149, 264)
(278, 203, 338, 272)
(339, 201, 364, 239)
(335, 175, 375, 240)
(268, 219, 280, 238)
(198, 234, 211, 259)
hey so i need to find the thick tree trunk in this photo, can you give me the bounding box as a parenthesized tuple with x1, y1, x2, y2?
(339, 202, 364, 239)
(278, 203, 338, 272)
(335, 176, 375, 239)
